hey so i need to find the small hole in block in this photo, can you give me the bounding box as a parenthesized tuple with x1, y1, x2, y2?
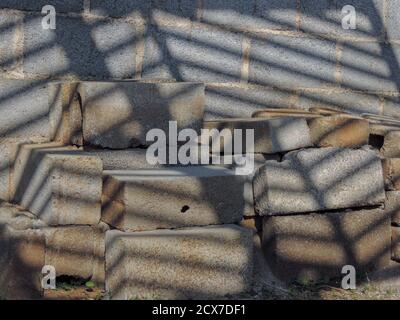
(181, 205, 190, 213)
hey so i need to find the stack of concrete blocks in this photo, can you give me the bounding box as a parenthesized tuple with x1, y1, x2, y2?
(202, 108, 397, 286)
(0, 0, 400, 299)
(0, 80, 256, 299)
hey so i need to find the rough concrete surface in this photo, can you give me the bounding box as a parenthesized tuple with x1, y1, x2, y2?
(105, 225, 253, 299)
(254, 147, 385, 215)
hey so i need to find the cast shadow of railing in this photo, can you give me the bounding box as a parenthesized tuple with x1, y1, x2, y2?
(0, 0, 399, 299)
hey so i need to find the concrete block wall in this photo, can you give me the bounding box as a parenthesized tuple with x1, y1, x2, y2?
(0, 0, 399, 120)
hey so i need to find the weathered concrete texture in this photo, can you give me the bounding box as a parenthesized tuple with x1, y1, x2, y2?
(80, 82, 205, 149)
(217, 154, 280, 217)
(341, 42, 400, 92)
(0, 12, 19, 71)
(0, 203, 46, 299)
(387, 0, 400, 41)
(300, 0, 384, 38)
(204, 85, 301, 120)
(90, 0, 196, 20)
(382, 159, 400, 191)
(307, 115, 370, 148)
(253, 108, 320, 119)
(105, 225, 253, 299)
(249, 35, 337, 89)
(201, 0, 297, 31)
(12, 143, 102, 226)
(392, 227, 400, 262)
(0, 202, 105, 298)
(240, 216, 287, 292)
(262, 208, 391, 283)
(203, 118, 312, 154)
(83, 149, 161, 170)
(102, 167, 245, 231)
(142, 26, 243, 83)
(44, 226, 105, 286)
(23, 16, 137, 78)
(298, 90, 381, 115)
(0, 142, 18, 202)
(48, 82, 83, 145)
(385, 191, 400, 226)
(254, 148, 385, 215)
(0, 0, 84, 13)
(0, 80, 52, 143)
(381, 131, 400, 158)
(383, 97, 400, 120)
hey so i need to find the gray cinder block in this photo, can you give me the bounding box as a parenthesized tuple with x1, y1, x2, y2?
(0, 0, 84, 13)
(0, 80, 52, 143)
(341, 42, 400, 92)
(204, 85, 300, 120)
(23, 16, 137, 78)
(11, 143, 102, 226)
(385, 191, 400, 226)
(0, 12, 19, 71)
(262, 207, 391, 282)
(203, 117, 312, 154)
(81, 81, 205, 149)
(381, 131, 400, 158)
(249, 35, 337, 88)
(387, 0, 400, 41)
(300, 0, 384, 38)
(254, 147, 386, 215)
(44, 225, 105, 286)
(0, 203, 105, 299)
(105, 225, 253, 299)
(142, 25, 243, 82)
(102, 167, 245, 231)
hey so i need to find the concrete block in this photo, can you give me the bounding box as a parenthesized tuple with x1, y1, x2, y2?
(90, 0, 151, 18)
(249, 35, 336, 88)
(0, 202, 105, 297)
(298, 90, 381, 115)
(254, 147, 386, 215)
(12, 143, 102, 226)
(0, 203, 46, 299)
(81, 81, 204, 149)
(0, 0, 84, 13)
(44, 225, 105, 286)
(0, 142, 18, 202)
(91, 0, 196, 20)
(0, 11, 19, 71)
(387, 0, 400, 41)
(201, 0, 297, 31)
(392, 227, 400, 262)
(204, 85, 301, 120)
(48, 82, 83, 145)
(218, 154, 280, 217)
(102, 167, 245, 231)
(381, 131, 400, 158)
(300, 0, 384, 38)
(383, 97, 400, 120)
(203, 117, 312, 154)
(308, 115, 370, 148)
(382, 159, 400, 191)
(23, 16, 137, 78)
(341, 42, 400, 92)
(142, 26, 243, 82)
(262, 208, 391, 282)
(385, 191, 400, 226)
(105, 225, 253, 299)
(0, 80, 52, 143)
